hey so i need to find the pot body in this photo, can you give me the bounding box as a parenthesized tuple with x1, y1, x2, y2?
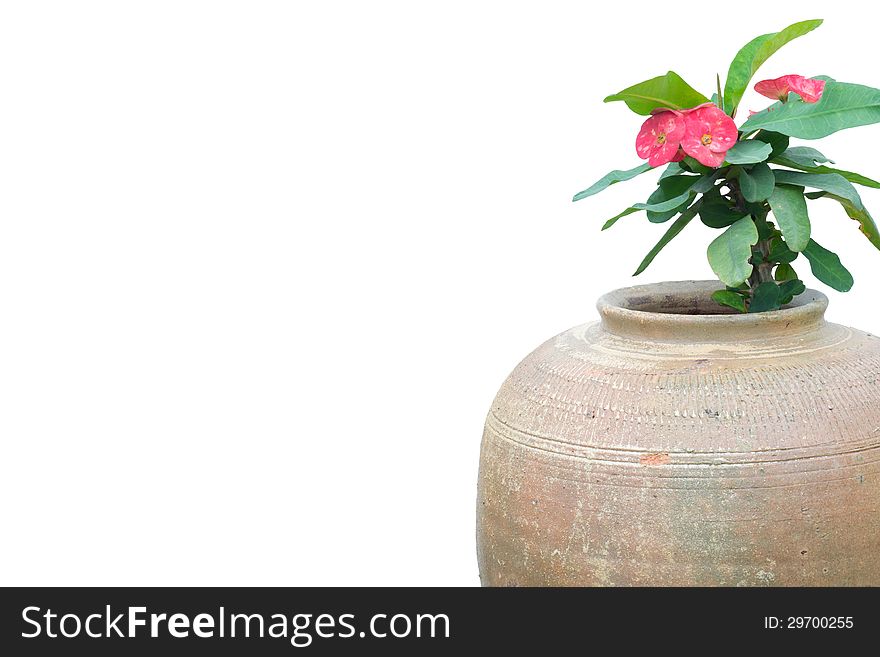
(477, 281, 880, 586)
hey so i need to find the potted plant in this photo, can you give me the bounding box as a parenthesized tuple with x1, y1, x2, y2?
(477, 19, 880, 586)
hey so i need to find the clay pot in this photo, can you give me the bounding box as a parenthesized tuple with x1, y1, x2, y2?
(477, 280, 880, 586)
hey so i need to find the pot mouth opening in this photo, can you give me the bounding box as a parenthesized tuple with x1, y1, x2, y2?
(597, 280, 828, 342)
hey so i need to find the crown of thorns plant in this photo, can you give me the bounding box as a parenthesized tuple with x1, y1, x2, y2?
(573, 19, 880, 313)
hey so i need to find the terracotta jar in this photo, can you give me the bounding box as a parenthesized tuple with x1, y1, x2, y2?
(477, 280, 880, 586)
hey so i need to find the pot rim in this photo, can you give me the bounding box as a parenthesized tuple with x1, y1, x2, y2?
(597, 280, 828, 342)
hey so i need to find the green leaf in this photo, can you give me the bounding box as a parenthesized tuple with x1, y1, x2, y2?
(772, 147, 880, 188)
(768, 184, 810, 251)
(658, 161, 690, 181)
(778, 278, 806, 305)
(740, 80, 880, 139)
(739, 163, 776, 202)
(602, 172, 711, 230)
(755, 217, 779, 241)
(573, 162, 653, 201)
(753, 131, 790, 158)
(768, 238, 798, 264)
(748, 282, 783, 313)
(783, 163, 880, 188)
(690, 173, 719, 193)
(724, 140, 772, 164)
(771, 170, 880, 249)
(774, 263, 798, 281)
(645, 175, 698, 223)
(647, 201, 691, 224)
(824, 194, 880, 250)
(773, 170, 858, 201)
(633, 192, 693, 214)
(633, 204, 700, 276)
(751, 247, 765, 265)
(802, 239, 854, 291)
(604, 71, 711, 116)
(699, 194, 748, 228)
(681, 156, 713, 175)
(632, 172, 716, 214)
(711, 289, 747, 313)
(723, 19, 823, 116)
(601, 207, 641, 231)
(707, 215, 759, 286)
(774, 146, 833, 167)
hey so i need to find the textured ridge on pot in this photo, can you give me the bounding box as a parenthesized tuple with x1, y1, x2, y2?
(476, 280, 880, 586)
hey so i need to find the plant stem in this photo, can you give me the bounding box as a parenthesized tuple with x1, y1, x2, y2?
(755, 238, 774, 283)
(728, 178, 774, 293)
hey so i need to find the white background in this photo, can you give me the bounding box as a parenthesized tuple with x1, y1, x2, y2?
(1, 1, 878, 586)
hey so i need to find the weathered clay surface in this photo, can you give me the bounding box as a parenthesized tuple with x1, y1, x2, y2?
(477, 281, 880, 586)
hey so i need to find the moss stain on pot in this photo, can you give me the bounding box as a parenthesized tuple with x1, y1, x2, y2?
(476, 281, 880, 586)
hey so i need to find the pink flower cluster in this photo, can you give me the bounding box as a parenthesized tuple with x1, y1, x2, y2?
(635, 75, 826, 169)
(754, 74, 825, 103)
(636, 103, 737, 168)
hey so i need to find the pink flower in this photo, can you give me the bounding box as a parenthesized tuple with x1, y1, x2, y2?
(680, 105, 738, 167)
(789, 76, 825, 103)
(754, 76, 791, 101)
(635, 111, 687, 167)
(754, 75, 826, 103)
